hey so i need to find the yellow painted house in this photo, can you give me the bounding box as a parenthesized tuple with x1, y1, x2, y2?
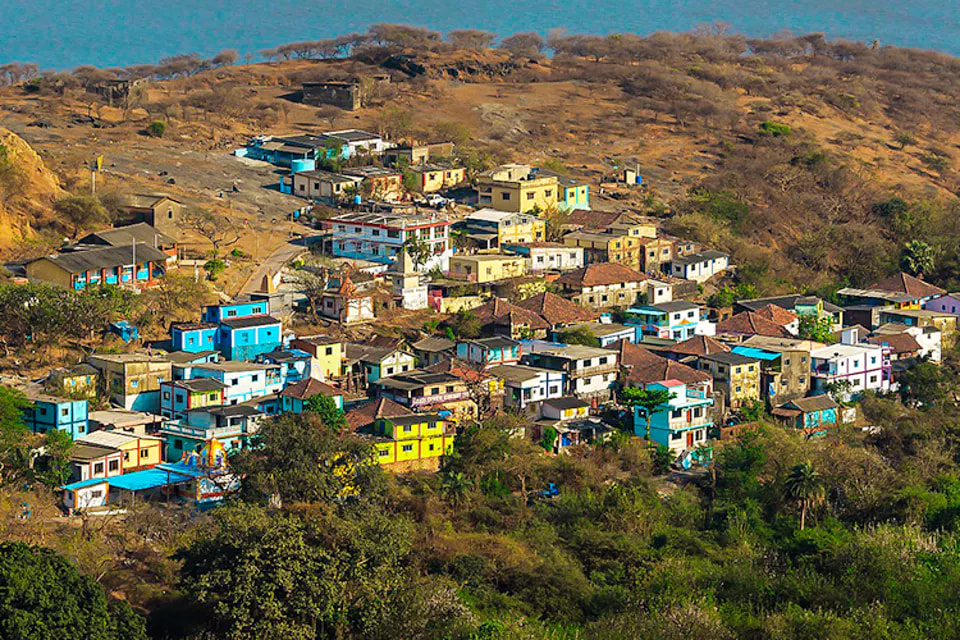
(290, 335, 344, 382)
(408, 164, 467, 193)
(75, 430, 165, 472)
(477, 164, 558, 213)
(370, 413, 454, 471)
(46, 364, 99, 399)
(460, 209, 546, 249)
(696, 352, 761, 411)
(449, 254, 526, 283)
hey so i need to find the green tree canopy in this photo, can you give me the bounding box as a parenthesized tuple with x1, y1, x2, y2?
(621, 386, 676, 441)
(0, 542, 146, 640)
(303, 393, 348, 432)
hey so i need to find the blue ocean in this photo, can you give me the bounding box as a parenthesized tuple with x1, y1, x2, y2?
(1, 0, 958, 69)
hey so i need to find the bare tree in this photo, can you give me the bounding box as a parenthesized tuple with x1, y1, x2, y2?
(183, 208, 240, 255)
(448, 29, 497, 51)
(498, 32, 545, 58)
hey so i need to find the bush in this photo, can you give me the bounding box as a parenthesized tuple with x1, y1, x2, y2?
(204, 258, 226, 280)
(759, 121, 793, 137)
(146, 120, 166, 137)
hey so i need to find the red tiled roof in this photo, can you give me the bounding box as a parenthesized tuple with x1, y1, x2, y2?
(670, 335, 731, 356)
(755, 304, 798, 327)
(280, 378, 341, 400)
(470, 298, 550, 331)
(866, 332, 922, 355)
(345, 397, 413, 431)
(870, 272, 945, 298)
(516, 292, 598, 326)
(556, 262, 647, 288)
(610, 339, 711, 387)
(717, 311, 792, 338)
(425, 358, 492, 382)
(565, 209, 622, 230)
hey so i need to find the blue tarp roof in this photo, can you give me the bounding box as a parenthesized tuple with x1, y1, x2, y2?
(61, 477, 110, 491)
(732, 346, 781, 361)
(108, 467, 193, 491)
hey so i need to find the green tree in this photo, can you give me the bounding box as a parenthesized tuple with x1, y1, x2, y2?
(898, 359, 949, 408)
(797, 314, 835, 343)
(621, 386, 676, 441)
(556, 326, 600, 347)
(784, 461, 825, 530)
(0, 542, 146, 639)
(146, 120, 166, 137)
(440, 470, 473, 506)
(303, 393, 348, 432)
(175, 504, 338, 640)
(33, 429, 74, 487)
(900, 240, 935, 277)
(231, 412, 383, 506)
(54, 194, 108, 237)
(0, 386, 31, 481)
(447, 309, 481, 339)
(402, 234, 431, 272)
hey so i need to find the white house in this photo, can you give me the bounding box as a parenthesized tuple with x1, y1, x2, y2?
(502, 242, 585, 272)
(323, 211, 453, 272)
(875, 323, 942, 362)
(179, 362, 283, 405)
(325, 129, 386, 155)
(810, 342, 891, 398)
(488, 364, 565, 413)
(671, 250, 729, 283)
(645, 278, 674, 305)
(521, 343, 619, 401)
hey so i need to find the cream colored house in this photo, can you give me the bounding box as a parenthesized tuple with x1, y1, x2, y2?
(448, 254, 527, 283)
(477, 164, 558, 213)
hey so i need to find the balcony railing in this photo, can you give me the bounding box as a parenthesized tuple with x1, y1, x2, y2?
(572, 363, 618, 377)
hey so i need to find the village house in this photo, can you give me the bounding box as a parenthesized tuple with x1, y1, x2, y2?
(555, 322, 636, 347)
(371, 370, 476, 421)
(735, 295, 844, 329)
(291, 169, 361, 202)
(670, 250, 729, 283)
(318, 273, 376, 324)
(873, 323, 941, 362)
(502, 242, 584, 272)
(458, 209, 546, 249)
(16, 382, 89, 440)
(866, 332, 923, 363)
(535, 399, 612, 454)
(340, 166, 404, 201)
(924, 292, 960, 315)
(695, 352, 762, 411)
(522, 343, 619, 402)
(613, 340, 714, 398)
(242, 134, 346, 168)
(448, 254, 526, 283)
(637, 236, 675, 273)
(636, 379, 713, 454)
(488, 364, 565, 414)
(772, 395, 839, 436)
(323, 210, 452, 272)
(76, 429, 164, 473)
(477, 164, 558, 213)
(740, 335, 822, 402)
(666, 335, 730, 361)
(367, 413, 455, 471)
(289, 335, 344, 381)
(837, 273, 946, 321)
(162, 405, 264, 462)
(199, 301, 283, 362)
(117, 194, 184, 238)
(26, 242, 169, 290)
(470, 298, 551, 339)
(717, 311, 793, 339)
(279, 378, 344, 414)
(178, 361, 283, 406)
(411, 336, 457, 368)
(540, 171, 590, 211)
(45, 364, 98, 400)
(88, 353, 172, 412)
(68, 444, 123, 483)
(406, 163, 467, 193)
(555, 262, 648, 310)
(456, 337, 522, 368)
(170, 322, 219, 354)
(159, 378, 226, 419)
(515, 292, 598, 330)
(810, 341, 891, 398)
(626, 301, 709, 343)
(754, 304, 800, 336)
(77, 223, 178, 267)
(344, 343, 417, 387)
(383, 141, 455, 166)
(256, 348, 313, 386)
(877, 308, 957, 347)
(324, 129, 386, 156)
(345, 397, 415, 433)
(562, 228, 648, 271)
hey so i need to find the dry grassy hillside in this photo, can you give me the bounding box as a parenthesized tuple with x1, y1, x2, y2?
(0, 128, 63, 251)
(3, 29, 960, 292)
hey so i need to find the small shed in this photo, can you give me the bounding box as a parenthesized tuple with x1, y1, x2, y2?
(60, 478, 110, 513)
(108, 321, 139, 342)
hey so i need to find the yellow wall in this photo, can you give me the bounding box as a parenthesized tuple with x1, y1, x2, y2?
(26, 259, 73, 288)
(561, 406, 589, 420)
(450, 256, 526, 283)
(499, 217, 546, 245)
(114, 439, 163, 471)
(189, 390, 222, 411)
(478, 177, 558, 213)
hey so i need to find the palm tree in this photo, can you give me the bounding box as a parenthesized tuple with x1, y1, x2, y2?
(899, 240, 934, 277)
(621, 386, 676, 442)
(440, 471, 472, 506)
(784, 461, 825, 530)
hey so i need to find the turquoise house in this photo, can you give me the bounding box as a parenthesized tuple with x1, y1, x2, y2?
(21, 388, 88, 440)
(161, 404, 263, 462)
(200, 301, 283, 361)
(538, 169, 589, 210)
(772, 395, 838, 436)
(634, 380, 713, 454)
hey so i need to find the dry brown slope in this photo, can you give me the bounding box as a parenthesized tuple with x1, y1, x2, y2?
(0, 128, 63, 250)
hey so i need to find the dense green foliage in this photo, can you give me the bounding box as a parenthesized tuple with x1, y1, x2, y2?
(0, 542, 146, 639)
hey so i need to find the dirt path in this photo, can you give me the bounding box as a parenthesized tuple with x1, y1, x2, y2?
(238, 236, 311, 296)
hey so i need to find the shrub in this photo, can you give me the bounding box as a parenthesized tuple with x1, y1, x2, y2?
(146, 120, 166, 137)
(759, 121, 793, 137)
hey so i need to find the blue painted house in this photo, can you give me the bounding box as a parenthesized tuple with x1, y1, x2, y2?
(257, 348, 313, 386)
(20, 386, 89, 440)
(625, 302, 702, 342)
(200, 301, 283, 361)
(634, 379, 713, 455)
(279, 378, 345, 414)
(772, 395, 839, 436)
(171, 322, 218, 353)
(456, 337, 521, 368)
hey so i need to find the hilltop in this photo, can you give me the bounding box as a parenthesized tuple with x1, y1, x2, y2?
(3, 29, 960, 292)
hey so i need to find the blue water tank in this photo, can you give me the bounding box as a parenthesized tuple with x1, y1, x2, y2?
(290, 158, 316, 173)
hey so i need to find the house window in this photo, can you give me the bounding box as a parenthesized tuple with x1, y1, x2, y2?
(403, 425, 412, 433)
(431, 387, 440, 394)
(735, 386, 742, 393)
(599, 357, 608, 365)
(130, 379, 139, 388)
(227, 310, 237, 317)
(175, 393, 184, 403)
(671, 432, 681, 440)
(252, 375, 259, 382)
(61, 408, 69, 417)
(386, 367, 394, 376)
(526, 192, 534, 200)
(94, 463, 104, 474)
(379, 449, 389, 457)
(210, 393, 218, 400)
(429, 443, 435, 451)
(402, 444, 413, 453)
(108, 460, 119, 472)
